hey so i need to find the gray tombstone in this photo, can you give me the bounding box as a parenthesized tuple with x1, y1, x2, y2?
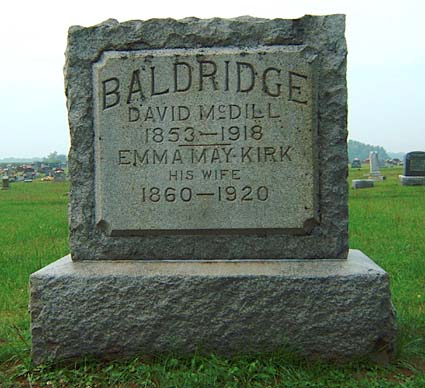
(54, 171, 65, 182)
(68, 34, 348, 261)
(369, 151, 384, 180)
(352, 179, 374, 189)
(351, 158, 361, 168)
(30, 16, 396, 364)
(1, 176, 9, 190)
(399, 151, 425, 185)
(23, 171, 33, 182)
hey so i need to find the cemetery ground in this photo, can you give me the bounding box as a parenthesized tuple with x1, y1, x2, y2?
(0, 167, 424, 387)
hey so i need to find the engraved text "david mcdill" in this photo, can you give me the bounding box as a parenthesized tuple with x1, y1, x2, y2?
(100, 57, 309, 110)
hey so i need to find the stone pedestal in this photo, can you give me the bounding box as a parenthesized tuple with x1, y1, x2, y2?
(368, 173, 385, 181)
(399, 175, 425, 186)
(30, 250, 396, 364)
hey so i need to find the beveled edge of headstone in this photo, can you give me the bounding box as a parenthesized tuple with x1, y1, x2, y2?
(65, 15, 348, 260)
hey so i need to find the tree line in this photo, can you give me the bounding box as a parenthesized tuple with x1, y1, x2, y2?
(348, 140, 390, 162)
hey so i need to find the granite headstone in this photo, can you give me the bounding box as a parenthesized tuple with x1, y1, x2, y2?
(1, 176, 9, 190)
(351, 158, 361, 168)
(369, 151, 384, 181)
(30, 15, 396, 364)
(54, 170, 65, 182)
(404, 151, 425, 176)
(399, 151, 425, 185)
(64, 16, 348, 261)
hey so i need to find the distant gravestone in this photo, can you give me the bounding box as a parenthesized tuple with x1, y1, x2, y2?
(54, 171, 65, 182)
(352, 179, 374, 189)
(1, 176, 9, 190)
(369, 151, 384, 180)
(399, 151, 425, 185)
(351, 158, 361, 168)
(30, 15, 396, 364)
(24, 171, 33, 182)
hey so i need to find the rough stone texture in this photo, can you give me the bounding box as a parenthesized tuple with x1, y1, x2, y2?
(352, 179, 374, 189)
(30, 249, 396, 364)
(399, 175, 425, 186)
(65, 15, 348, 260)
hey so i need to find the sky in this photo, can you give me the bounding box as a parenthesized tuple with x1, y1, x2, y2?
(0, 0, 424, 158)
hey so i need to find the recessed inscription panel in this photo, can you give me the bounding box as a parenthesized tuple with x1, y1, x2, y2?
(93, 47, 318, 234)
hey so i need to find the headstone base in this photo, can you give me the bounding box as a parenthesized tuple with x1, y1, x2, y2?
(399, 175, 425, 186)
(368, 173, 385, 181)
(30, 250, 396, 364)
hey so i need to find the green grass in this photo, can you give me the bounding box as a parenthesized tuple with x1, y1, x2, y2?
(1, 168, 425, 387)
(0, 181, 69, 364)
(349, 167, 425, 361)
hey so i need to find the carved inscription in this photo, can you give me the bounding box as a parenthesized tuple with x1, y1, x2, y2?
(93, 47, 318, 234)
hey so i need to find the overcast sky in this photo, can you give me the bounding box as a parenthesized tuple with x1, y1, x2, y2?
(0, 0, 424, 158)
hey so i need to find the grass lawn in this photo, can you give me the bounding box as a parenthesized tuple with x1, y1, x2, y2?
(0, 168, 424, 387)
